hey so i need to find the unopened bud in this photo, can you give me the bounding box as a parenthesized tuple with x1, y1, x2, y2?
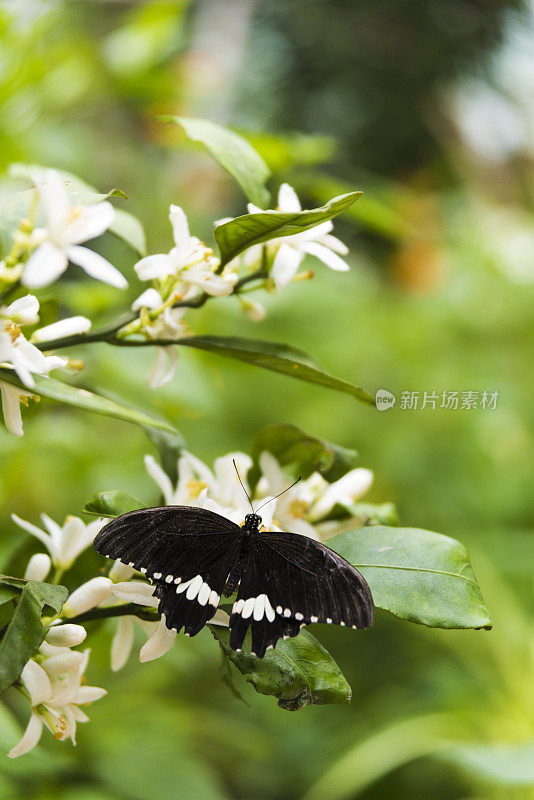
(24, 553, 51, 582)
(45, 623, 87, 647)
(63, 577, 113, 617)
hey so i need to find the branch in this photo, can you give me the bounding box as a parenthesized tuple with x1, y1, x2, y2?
(67, 603, 159, 624)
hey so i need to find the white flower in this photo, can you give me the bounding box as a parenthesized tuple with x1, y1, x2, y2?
(134, 205, 237, 296)
(21, 169, 127, 290)
(8, 652, 106, 757)
(11, 513, 104, 570)
(31, 316, 92, 343)
(24, 553, 51, 581)
(0, 295, 39, 325)
(247, 183, 350, 289)
(63, 577, 113, 617)
(0, 321, 67, 388)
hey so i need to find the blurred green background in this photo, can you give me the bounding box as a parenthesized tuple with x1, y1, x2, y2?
(1, 1, 533, 798)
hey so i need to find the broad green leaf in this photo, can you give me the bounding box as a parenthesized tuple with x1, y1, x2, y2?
(440, 740, 534, 786)
(0, 368, 176, 434)
(144, 427, 186, 486)
(248, 422, 358, 490)
(329, 526, 492, 629)
(7, 164, 147, 255)
(0, 577, 68, 695)
(176, 335, 375, 405)
(84, 490, 145, 518)
(210, 627, 351, 710)
(213, 191, 361, 266)
(159, 115, 271, 207)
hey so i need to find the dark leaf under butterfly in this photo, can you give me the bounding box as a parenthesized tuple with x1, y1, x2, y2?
(93, 506, 374, 658)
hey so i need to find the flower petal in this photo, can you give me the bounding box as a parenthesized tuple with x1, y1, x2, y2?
(147, 346, 178, 389)
(134, 254, 176, 281)
(169, 205, 190, 262)
(63, 201, 115, 245)
(0, 383, 28, 437)
(278, 183, 301, 213)
(144, 454, 175, 505)
(7, 712, 43, 758)
(139, 615, 176, 662)
(3, 295, 40, 325)
(132, 288, 163, 311)
(272, 243, 302, 289)
(299, 241, 350, 272)
(11, 514, 54, 554)
(66, 245, 128, 288)
(111, 615, 134, 672)
(21, 659, 52, 706)
(74, 685, 107, 704)
(111, 580, 159, 608)
(22, 242, 68, 288)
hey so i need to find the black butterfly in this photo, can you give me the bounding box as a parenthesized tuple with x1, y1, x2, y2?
(93, 501, 374, 658)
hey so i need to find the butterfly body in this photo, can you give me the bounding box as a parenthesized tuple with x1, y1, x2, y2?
(94, 505, 374, 658)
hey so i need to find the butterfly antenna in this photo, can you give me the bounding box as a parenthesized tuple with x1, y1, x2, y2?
(233, 459, 254, 513)
(255, 476, 302, 514)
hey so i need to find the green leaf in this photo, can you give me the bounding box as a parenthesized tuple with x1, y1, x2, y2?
(213, 191, 361, 266)
(176, 335, 375, 405)
(0, 577, 68, 695)
(84, 490, 145, 518)
(144, 427, 186, 486)
(0, 368, 176, 434)
(159, 116, 271, 207)
(7, 164, 147, 255)
(329, 526, 492, 629)
(210, 627, 351, 710)
(248, 423, 358, 490)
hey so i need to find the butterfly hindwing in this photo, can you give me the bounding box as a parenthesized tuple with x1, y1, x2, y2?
(93, 506, 242, 635)
(229, 531, 374, 657)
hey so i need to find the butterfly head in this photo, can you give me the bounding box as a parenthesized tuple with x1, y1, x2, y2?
(243, 513, 262, 533)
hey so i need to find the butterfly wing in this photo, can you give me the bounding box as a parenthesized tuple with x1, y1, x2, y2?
(229, 531, 374, 657)
(94, 506, 242, 636)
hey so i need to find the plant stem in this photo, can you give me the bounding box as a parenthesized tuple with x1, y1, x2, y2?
(35, 268, 268, 353)
(68, 603, 159, 624)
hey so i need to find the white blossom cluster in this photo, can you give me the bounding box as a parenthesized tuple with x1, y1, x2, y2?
(8, 449, 372, 757)
(0, 169, 350, 427)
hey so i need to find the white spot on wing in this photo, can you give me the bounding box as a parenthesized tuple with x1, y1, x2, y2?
(264, 596, 275, 622)
(165, 575, 173, 583)
(242, 597, 255, 619)
(295, 612, 303, 621)
(186, 574, 203, 600)
(153, 572, 162, 579)
(197, 581, 211, 606)
(209, 590, 219, 607)
(253, 594, 266, 621)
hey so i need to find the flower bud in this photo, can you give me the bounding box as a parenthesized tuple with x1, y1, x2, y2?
(24, 553, 51, 582)
(45, 623, 87, 647)
(62, 577, 113, 617)
(240, 298, 266, 322)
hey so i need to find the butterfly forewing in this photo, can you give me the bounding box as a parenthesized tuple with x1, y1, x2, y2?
(229, 531, 374, 657)
(93, 506, 242, 635)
